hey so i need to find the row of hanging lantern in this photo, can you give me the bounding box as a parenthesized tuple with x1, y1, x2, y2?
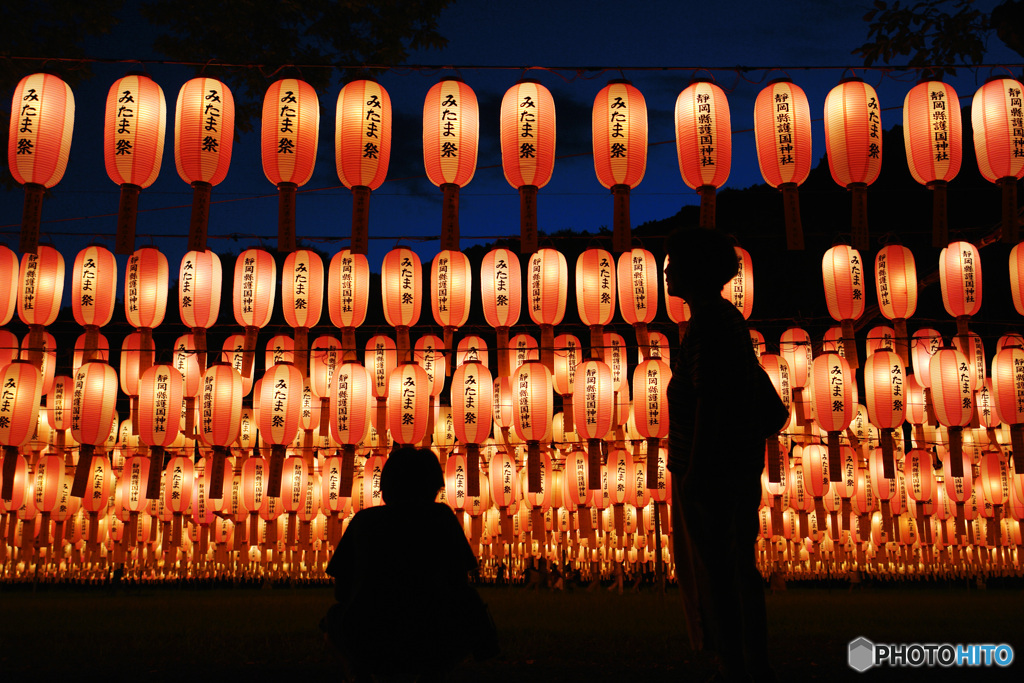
(9, 72, 1024, 255)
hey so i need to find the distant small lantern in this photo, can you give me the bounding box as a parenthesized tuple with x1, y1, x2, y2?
(282, 249, 324, 378)
(381, 248, 421, 362)
(592, 80, 648, 253)
(527, 248, 567, 371)
(387, 362, 430, 446)
(481, 248, 522, 377)
(178, 250, 221, 373)
(336, 80, 391, 254)
(576, 248, 616, 361)
(675, 80, 731, 228)
(261, 78, 319, 252)
(929, 347, 973, 477)
(971, 77, 1024, 242)
(824, 79, 882, 249)
(0, 361, 42, 500)
(69, 361, 117, 498)
(328, 250, 370, 361)
(175, 77, 234, 250)
(104, 74, 165, 254)
(754, 79, 812, 249)
(903, 80, 962, 246)
(423, 78, 479, 250)
(939, 241, 982, 351)
(72, 246, 117, 365)
(875, 244, 917, 364)
(501, 80, 556, 253)
(8, 73, 74, 252)
(618, 248, 659, 357)
(822, 244, 865, 369)
(233, 249, 276, 377)
(431, 250, 472, 368)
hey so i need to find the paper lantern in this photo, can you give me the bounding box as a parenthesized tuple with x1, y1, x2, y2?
(178, 250, 221, 373)
(261, 78, 319, 251)
(328, 249, 370, 361)
(572, 359, 613, 491)
(137, 365, 184, 497)
(527, 248, 567, 371)
(903, 80, 962, 246)
(17, 245, 64, 370)
(233, 248, 276, 377)
(501, 79, 556, 253)
(0, 245, 17, 327)
(329, 362, 371, 496)
(551, 333, 581, 434)
(991, 345, 1024, 474)
(824, 79, 882, 249)
(125, 246, 168, 385)
(335, 79, 391, 254)
(811, 353, 854, 481)
(175, 77, 234, 250)
(874, 244, 917, 364)
(632, 358, 670, 487)
(456, 336, 489, 367)
(8, 73, 74, 252)
(675, 80, 731, 228)
(451, 360, 493, 496)
(104, 74, 165, 254)
(481, 248, 522, 376)
(617, 248, 659, 356)
(721, 246, 753, 321)
(0, 360, 43, 500)
(971, 77, 1024, 242)
(386, 362, 430, 445)
(513, 360, 553, 491)
(413, 335, 445, 400)
(822, 244, 865, 369)
(365, 335, 397, 434)
(68, 361, 117, 498)
(257, 362, 302, 496)
(431, 249, 472, 361)
(282, 249, 324, 377)
(930, 347, 973, 477)
(172, 334, 202, 436)
(754, 79, 812, 249)
(241, 455, 270, 544)
(489, 448, 519, 510)
(309, 335, 341, 435)
(575, 248, 616, 360)
(423, 78, 479, 249)
(199, 364, 243, 498)
(69, 245, 116, 367)
(863, 350, 906, 478)
(381, 248, 421, 361)
(939, 241, 982, 350)
(593, 80, 647, 252)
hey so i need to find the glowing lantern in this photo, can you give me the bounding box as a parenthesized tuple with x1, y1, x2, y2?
(971, 77, 1024, 242)
(456, 336, 489, 367)
(199, 364, 243, 498)
(0, 245, 17, 326)
(930, 347, 973, 477)
(381, 248, 421, 362)
(309, 335, 341, 436)
(576, 248, 616, 361)
(104, 74, 165, 254)
(864, 350, 905, 478)
(593, 80, 647, 252)
(991, 345, 1024, 474)
(573, 359, 613, 491)
(258, 362, 302, 496)
(125, 246, 168, 382)
(163, 455, 193, 544)
(431, 250, 472, 366)
(451, 360, 493, 496)
(939, 445, 972, 536)
(365, 335, 397, 435)
(675, 80, 731, 228)
(261, 78, 319, 252)
(175, 77, 234, 250)
(632, 358, 670, 486)
(501, 80, 556, 253)
(939, 241, 982, 351)
(70, 246, 117, 365)
(903, 80, 961, 246)
(489, 448, 519, 511)
(137, 364, 184, 497)
(822, 244, 865, 369)
(8, 73, 74, 252)
(513, 360, 553, 491)
(119, 331, 153, 434)
(811, 353, 854, 481)
(754, 79, 811, 249)
(386, 363, 430, 446)
(336, 80, 391, 254)
(552, 334, 581, 434)
(68, 361, 117, 498)
(282, 249, 324, 377)
(618, 248, 659, 357)
(527, 248, 567, 371)
(423, 78, 479, 249)
(824, 79, 882, 249)
(328, 250, 370, 361)
(17, 245, 64, 370)
(330, 362, 371, 497)
(241, 456, 270, 544)
(0, 361, 42, 500)
(760, 354, 792, 481)
(233, 249, 276, 377)
(721, 246, 752, 320)
(178, 250, 221, 373)
(481, 248, 522, 376)
(874, 244, 917, 364)
(172, 334, 202, 437)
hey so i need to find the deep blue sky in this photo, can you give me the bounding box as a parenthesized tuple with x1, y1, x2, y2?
(2, 0, 1021, 273)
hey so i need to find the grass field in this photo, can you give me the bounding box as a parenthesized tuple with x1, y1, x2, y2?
(1, 581, 1022, 681)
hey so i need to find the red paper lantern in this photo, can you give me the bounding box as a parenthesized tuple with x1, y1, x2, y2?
(593, 80, 647, 252)
(811, 353, 854, 480)
(414, 335, 445, 398)
(0, 360, 42, 500)
(125, 247, 168, 383)
(939, 241, 982, 349)
(233, 248, 276, 377)
(864, 349, 906, 478)
(423, 78, 479, 249)
(336, 80, 391, 254)
(17, 246, 64, 371)
(199, 364, 242, 497)
(330, 361, 372, 498)
(178, 250, 221, 373)
(903, 80, 962, 246)
(514, 359, 553, 491)
(573, 359, 613, 490)
(930, 347, 973, 477)
(991, 345, 1024, 473)
(551, 333, 581, 433)
(104, 74, 165, 254)
(824, 79, 882, 248)
(328, 249, 370, 360)
(501, 79, 556, 252)
(283, 249, 324, 374)
(258, 362, 303, 494)
(618, 248, 659, 355)
(456, 336, 489, 367)
(387, 362, 430, 445)
(381, 248, 421, 361)
(0, 246, 18, 326)
(70, 245, 117, 365)
(138, 364, 183, 450)
(576, 248, 616, 333)
(822, 244, 865, 368)
(489, 448, 519, 509)
(675, 80, 731, 228)
(68, 360, 118, 498)
(451, 360, 493, 497)
(527, 248, 567, 370)
(261, 78, 319, 251)
(973, 77, 1024, 241)
(8, 73, 74, 252)
(481, 248, 521, 376)
(874, 244, 917, 364)
(754, 79, 812, 249)
(431, 250, 472, 357)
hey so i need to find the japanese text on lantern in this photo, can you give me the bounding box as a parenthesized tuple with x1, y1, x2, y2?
(293, 259, 308, 311)
(867, 96, 881, 158)
(564, 339, 578, 387)
(495, 258, 510, 310)
(609, 95, 628, 159)
(400, 256, 414, 305)
(517, 373, 531, 429)
(891, 363, 904, 412)
(697, 91, 715, 167)
(1016, 357, 1024, 412)
(830, 364, 844, 412)
(242, 256, 255, 314)
(960, 361, 972, 407)
(962, 249, 975, 303)
(503, 460, 513, 496)
(337, 373, 349, 431)
(584, 366, 598, 427)
(273, 378, 287, 428)
(17, 88, 39, 155)
(52, 380, 64, 425)
(931, 89, 949, 162)
(201, 374, 213, 434)
(129, 460, 142, 505)
(0, 378, 15, 430)
(732, 253, 744, 308)
(1010, 85, 1024, 158)
(519, 93, 537, 159)
(22, 253, 38, 311)
(278, 90, 297, 155)
(180, 258, 193, 310)
(116, 88, 135, 156)
(401, 375, 415, 425)
(80, 257, 97, 310)
(340, 256, 355, 314)
(71, 373, 84, 432)
(436, 255, 449, 313)
(530, 258, 542, 313)
(440, 91, 459, 159)
(203, 88, 222, 153)
(632, 256, 647, 310)
(877, 252, 890, 307)
(155, 372, 168, 435)
(850, 252, 863, 301)
(463, 373, 477, 425)
(775, 92, 793, 165)
(646, 368, 660, 426)
(127, 254, 140, 315)
(363, 93, 382, 160)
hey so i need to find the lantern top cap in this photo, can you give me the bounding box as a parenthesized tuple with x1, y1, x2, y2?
(438, 75, 465, 83)
(606, 78, 632, 86)
(767, 77, 794, 85)
(515, 77, 542, 85)
(837, 76, 865, 85)
(983, 74, 1019, 84)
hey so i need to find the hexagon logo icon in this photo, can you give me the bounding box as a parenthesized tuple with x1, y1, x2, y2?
(848, 637, 875, 672)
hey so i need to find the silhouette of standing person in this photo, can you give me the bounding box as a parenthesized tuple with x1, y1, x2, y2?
(665, 228, 774, 683)
(324, 447, 494, 682)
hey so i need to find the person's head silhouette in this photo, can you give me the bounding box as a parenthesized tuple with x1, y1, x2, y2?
(380, 447, 445, 505)
(664, 228, 738, 304)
